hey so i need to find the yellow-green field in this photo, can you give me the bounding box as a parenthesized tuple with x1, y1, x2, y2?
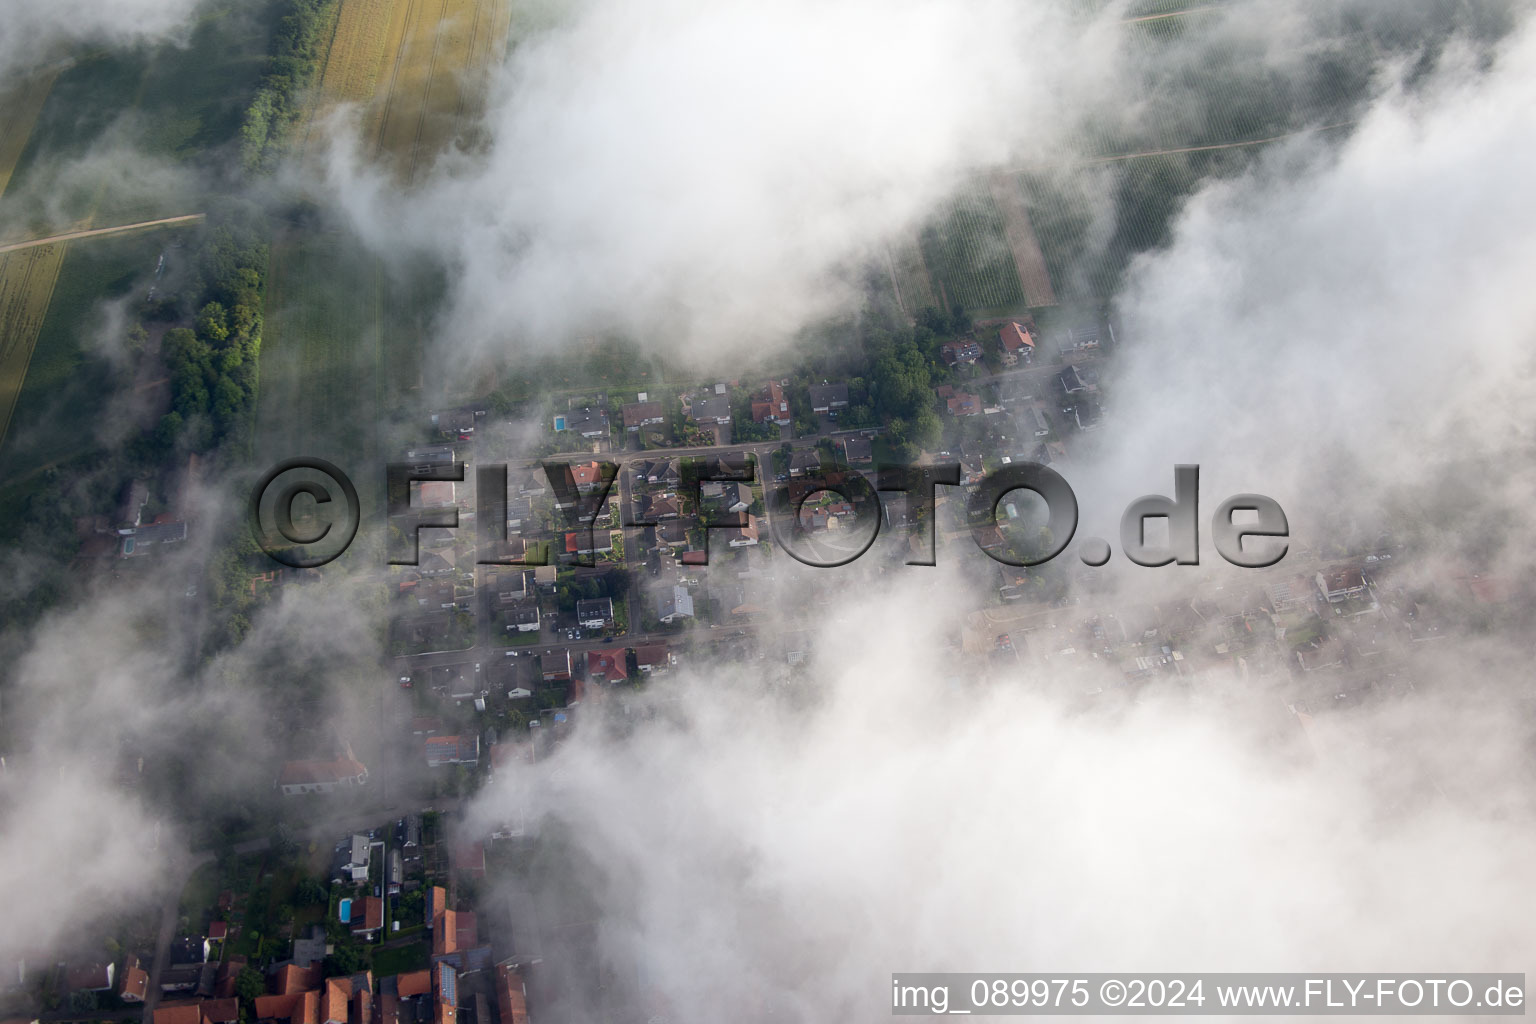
(0, 243, 68, 448)
(0, 69, 61, 201)
(259, 0, 513, 464)
(371, 0, 512, 180)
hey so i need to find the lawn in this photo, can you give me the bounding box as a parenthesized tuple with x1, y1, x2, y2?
(371, 940, 428, 976)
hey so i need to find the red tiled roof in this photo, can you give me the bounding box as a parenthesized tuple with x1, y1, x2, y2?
(155, 1003, 203, 1024)
(585, 647, 628, 681)
(999, 321, 1035, 351)
(120, 962, 150, 1001)
(357, 896, 384, 931)
(255, 994, 303, 1021)
(451, 841, 485, 876)
(325, 979, 350, 1024)
(433, 910, 458, 957)
(297, 990, 321, 1024)
(277, 759, 366, 786)
(418, 481, 456, 507)
(202, 999, 239, 1024)
(455, 911, 478, 950)
(396, 971, 431, 999)
(426, 886, 447, 923)
(275, 964, 323, 996)
(494, 966, 530, 1024)
(570, 461, 602, 488)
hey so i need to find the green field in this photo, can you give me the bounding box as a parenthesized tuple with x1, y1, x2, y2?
(919, 185, 1027, 316)
(0, 231, 180, 483)
(2, 0, 279, 231)
(0, 0, 285, 522)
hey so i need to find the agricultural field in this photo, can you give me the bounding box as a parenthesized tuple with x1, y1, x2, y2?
(255, 234, 385, 464)
(369, 0, 513, 181)
(986, 170, 1057, 308)
(0, 244, 68, 452)
(919, 185, 1027, 317)
(885, 234, 937, 317)
(0, 68, 61, 203)
(0, 0, 278, 493)
(0, 230, 173, 484)
(257, 0, 514, 462)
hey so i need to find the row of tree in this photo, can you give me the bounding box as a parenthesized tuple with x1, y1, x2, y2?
(240, 0, 342, 169)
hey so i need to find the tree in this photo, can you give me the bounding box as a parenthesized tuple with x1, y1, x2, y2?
(297, 876, 327, 906)
(197, 302, 231, 343)
(325, 942, 365, 975)
(235, 967, 265, 1003)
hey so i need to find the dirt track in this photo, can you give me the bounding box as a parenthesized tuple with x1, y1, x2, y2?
(0, 213, 204, 254)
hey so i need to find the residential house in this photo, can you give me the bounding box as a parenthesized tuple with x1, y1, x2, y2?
(66, 964, 115, 992)
(634, 458, 680, 488)
(1072, 395, 1103, 431)
(331, 835, 369, 885)
(656, 586, 695, 624)
(633, 644, 676, 674)
(431, 406, 481, 439)
(425, 735, 480, 767)
(998, 377, 1036, 405)
(722, 515, 760, 547)
(278, 758, 368, 796)
(563, 531, 613, 557)
(714, 581, 765, 618)
(154, 1003, 205, 1024)
(940, 339, 983, 366)
(417, 481, 457, 508)
(935, 385, 980, 416)
(998, 321, 1036, 365)
(566, 460, 608, 495)
(641, 494, 680, 521)
(1295, 638, 1347, 672)
(120, 959, 150, 1002)
(655, 521, 689, 548)
(542, 649, 573, 681)
(1057, 364, 1098, 395)
(750, 382, 792, 425)
(586, 647, 628, 682)
(1316, 568, 1370, 604)
(494, 964, 530, 1024)
(118, 517, 188, 558)
(838, 437, 873, 464)
(799, 500, 854, 532)
(788, 450, 821, 477)
(504, 598, 540, 633)
(560, 400, 609, 438)
(577, 597, 614, 629)
(351, 898, 384, 941)
(1022, 405, 1050, 437)
(396, 969, 431, 999)
(425, 887, 447, 926)
(1067, 321, 1102, 350)
(702, 481, 752, 513)
(808, 382, 849, 415)
(621, 399, 665, 431)
(685, 386, 732, 425)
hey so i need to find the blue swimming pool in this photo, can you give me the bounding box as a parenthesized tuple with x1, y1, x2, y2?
(338, 897, 352, 923)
